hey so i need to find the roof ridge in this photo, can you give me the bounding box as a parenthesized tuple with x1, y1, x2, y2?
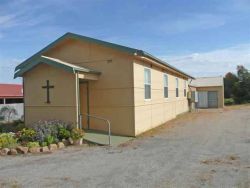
(15, 32, 193, 79)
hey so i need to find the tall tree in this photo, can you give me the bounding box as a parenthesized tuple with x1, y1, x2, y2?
(224, 72, 238, 98)
(232, 66, 250, 104)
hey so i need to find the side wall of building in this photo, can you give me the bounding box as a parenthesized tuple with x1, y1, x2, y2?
(196, 86, 224, 108)
(45, 39, 135, 136)
(133, 61, 189, 135)
(23, 63, 77, 125)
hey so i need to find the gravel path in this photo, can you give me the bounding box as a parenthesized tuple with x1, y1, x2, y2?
(0, 105, 249, 188)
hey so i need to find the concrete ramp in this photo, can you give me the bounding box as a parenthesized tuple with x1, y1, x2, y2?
(83, 130, 133, 146)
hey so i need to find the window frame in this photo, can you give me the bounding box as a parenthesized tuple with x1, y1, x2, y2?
(163, 73, 168, 98)
(144, 67, 151, 100)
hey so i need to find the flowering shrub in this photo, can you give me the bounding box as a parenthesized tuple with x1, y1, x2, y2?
(17, 128, 36, 143)
(31, 120, 73, 143)
(71, 128, 84, 140)
(0, 133, 18, 148)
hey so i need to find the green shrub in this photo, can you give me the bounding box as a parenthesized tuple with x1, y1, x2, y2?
(18, 128, 36, 142)
(58, 128, 71, 140)
(0, 133, 18, 148)
(40, 142, 48, 147)
(45, 135, 55, 145)
(0, 121, 25, 133)
(26, 142, 40, 148)
(225, 98, 234, 105)
(71, 128, 84, 140)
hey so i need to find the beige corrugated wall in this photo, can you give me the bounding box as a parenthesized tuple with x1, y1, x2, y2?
(24, 63, 77, 126)
(133, 61, 189, 135)
(44, 39, 135, 136)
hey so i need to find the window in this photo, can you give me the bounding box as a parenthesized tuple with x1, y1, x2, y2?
(144, 68, 151, 99)
(176, 78, 179, 97)
(163, 74, 168, 98)
(184, 80, 187, 97)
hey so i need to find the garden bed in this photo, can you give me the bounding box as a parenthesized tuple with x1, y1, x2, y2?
(0, 120, 87, 156)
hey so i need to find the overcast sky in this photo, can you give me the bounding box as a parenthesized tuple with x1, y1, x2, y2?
(0, 0, 250, 83)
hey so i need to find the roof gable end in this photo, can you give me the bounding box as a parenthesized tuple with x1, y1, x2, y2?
(15, 32, 138, 72)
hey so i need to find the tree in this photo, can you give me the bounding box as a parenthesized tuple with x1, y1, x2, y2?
(233, 66, 250, 104)
(0, 106, 18, 122)
(224, 72, 238, 98)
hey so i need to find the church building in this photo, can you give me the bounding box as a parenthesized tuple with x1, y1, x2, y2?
(15, 33, 193, 136)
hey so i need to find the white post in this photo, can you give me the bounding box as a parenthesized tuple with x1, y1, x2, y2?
(3, 98, 6, 104)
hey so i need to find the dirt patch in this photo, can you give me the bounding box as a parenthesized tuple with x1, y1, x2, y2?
(0, 178, 22, 188)
(201, 155, 240, 166)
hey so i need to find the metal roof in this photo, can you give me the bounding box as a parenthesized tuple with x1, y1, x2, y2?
(14, 32, 193, 79)
(189, 76, 224, 87)
(0, 84, 23, 98)
(14, 56, 101, 78)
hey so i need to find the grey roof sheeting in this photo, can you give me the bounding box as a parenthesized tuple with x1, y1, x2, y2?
(190, 76, 224, 87)
(15, 32, 193, 79)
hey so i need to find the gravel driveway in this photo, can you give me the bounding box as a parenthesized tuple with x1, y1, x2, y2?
(0, 105, 249, 188)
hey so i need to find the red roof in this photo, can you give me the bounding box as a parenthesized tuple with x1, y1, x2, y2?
(0, 84, 23, 98)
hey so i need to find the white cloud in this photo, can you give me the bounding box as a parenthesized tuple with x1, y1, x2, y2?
(0, 14, 17, 28)
(160, 44, 250, 77)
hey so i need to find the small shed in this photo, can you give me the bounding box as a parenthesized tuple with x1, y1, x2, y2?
(189, 77, 224, 108)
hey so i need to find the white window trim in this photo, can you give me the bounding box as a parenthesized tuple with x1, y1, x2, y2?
(163, 73, 168, 99)
(144, 67, 151, 101)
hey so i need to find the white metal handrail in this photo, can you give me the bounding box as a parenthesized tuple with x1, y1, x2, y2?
(80, 114, 111, 146)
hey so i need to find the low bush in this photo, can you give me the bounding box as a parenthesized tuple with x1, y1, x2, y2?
(71, 128, 84, 140)
(0, 133, 18, 148)
(26, 142, 40, 148)
(58, 128, 71, 140)
(0, 120, 25, 133)
(17, 128, 36, 143)
(45, 135, 55, 145)
(40, 142, 48, 147)
(224, 98, 234, 106)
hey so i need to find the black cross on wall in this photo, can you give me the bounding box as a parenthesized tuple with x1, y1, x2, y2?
(42, 80, 54, 103)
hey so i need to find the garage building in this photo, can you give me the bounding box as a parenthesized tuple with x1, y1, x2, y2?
(189, 76, 224, 108)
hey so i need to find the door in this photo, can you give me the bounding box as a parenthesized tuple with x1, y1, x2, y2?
(208, 91, 218, 108)
(198, 91, 208, 108)
(79, 82, 89, 129)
